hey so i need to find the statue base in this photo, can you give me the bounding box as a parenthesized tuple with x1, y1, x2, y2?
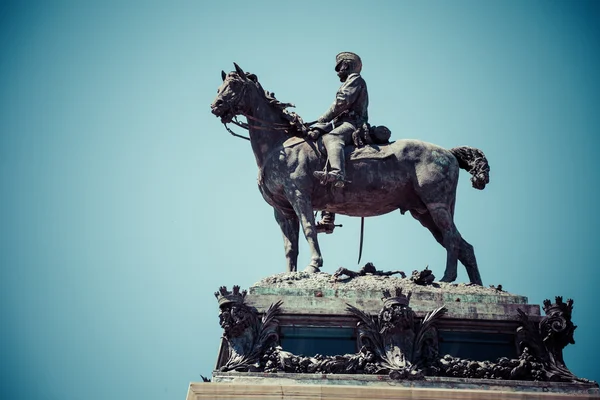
(187, 272, 599, 399)
(188, 373, 600, 399)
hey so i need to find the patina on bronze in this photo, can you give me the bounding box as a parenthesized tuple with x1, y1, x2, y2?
(333, 262, 406, 281)
(210, 61, 490, 285)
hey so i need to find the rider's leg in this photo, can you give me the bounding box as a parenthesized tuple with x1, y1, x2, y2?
(324, 134, 345, 184)
(316, 123, 354, 187)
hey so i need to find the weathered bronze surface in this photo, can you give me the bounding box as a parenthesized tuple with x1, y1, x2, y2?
(410, 267, 436, 286)
(333, 262, 406, 281)
(211, 62, 490, 285)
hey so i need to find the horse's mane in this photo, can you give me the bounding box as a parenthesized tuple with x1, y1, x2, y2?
(244, 72, 309, 137)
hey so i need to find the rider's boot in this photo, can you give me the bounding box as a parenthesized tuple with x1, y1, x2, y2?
(313, 140, 346, 187)
(316, 211, 336, 234)
(327, 144, 346, 188)
(313, 170, 345, 187)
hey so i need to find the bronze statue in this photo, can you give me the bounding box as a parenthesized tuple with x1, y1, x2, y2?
(210, 61, 489, 285)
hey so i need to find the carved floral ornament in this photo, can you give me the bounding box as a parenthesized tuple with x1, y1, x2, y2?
(213, 287, 594, 384)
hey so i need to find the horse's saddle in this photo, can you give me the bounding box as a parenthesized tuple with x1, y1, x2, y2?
(283, 135, 395, 161)
(347, 142, 396, 161)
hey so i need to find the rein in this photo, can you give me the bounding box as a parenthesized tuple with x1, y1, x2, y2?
(224, 115, 293, 142)
(224, 121, 250, 141)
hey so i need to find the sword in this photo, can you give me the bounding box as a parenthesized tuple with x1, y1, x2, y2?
(357, 217, 365, 264)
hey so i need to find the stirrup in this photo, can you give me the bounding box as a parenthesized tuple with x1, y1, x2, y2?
(316, 221, 335, 234)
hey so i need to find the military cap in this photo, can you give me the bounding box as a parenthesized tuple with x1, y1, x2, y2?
(335, 52, 362, 73)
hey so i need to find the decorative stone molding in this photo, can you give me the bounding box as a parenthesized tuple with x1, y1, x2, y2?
(213, 285, 595, 385)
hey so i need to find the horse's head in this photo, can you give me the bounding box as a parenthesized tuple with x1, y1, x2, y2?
(211, 63, 255, 123)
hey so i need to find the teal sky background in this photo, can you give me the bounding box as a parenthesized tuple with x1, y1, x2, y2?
(1, 1, 599, 399)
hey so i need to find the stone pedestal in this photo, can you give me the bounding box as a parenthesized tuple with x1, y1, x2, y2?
(186, 272, 599, 399)
(188, 378, 600, 400)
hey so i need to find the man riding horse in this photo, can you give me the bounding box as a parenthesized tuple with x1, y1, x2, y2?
(310, 52, 369, 234)
(211, 59, 489, 285)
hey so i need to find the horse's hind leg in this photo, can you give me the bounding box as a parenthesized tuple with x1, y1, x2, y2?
(411, 206, 483, 285)
(458, 238, 482, 285)
(274, 209, 299, 272)
(410, 210, 443, 245)
(426, 204, 461, 283)
(412, 208, 483, 285)
(410, 209, 453, 282)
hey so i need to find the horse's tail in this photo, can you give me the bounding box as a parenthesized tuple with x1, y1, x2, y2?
(450, 146, 490, 190)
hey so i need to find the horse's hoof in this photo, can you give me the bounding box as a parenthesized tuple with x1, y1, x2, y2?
(304, 265, 321, 273)
(439, 275, 456, 283)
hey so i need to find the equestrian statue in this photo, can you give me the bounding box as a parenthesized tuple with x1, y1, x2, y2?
(210, 53, 490, 285)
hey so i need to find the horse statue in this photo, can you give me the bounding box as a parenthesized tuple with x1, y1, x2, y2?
(210, 63, 490, 285)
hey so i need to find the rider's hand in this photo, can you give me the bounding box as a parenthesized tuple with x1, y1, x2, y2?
(317, 116, 327, 124)
(352, 130, 364, 147)
(307, 130, 321, 140)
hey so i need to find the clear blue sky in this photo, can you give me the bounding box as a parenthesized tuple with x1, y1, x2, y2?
(1, 1, 599, 399)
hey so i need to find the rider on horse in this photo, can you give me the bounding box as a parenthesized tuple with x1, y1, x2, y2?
(310, 52, 369, 233)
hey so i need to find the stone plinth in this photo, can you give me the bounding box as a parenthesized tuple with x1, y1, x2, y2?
(188, 376, 600, 399)
(194, 272, 597, 400)
(247, 272, 540, 322)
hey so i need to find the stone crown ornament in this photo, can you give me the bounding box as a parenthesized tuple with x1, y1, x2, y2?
(543, 296, 573, 317)
(381, 287, 412, 307)
(214, 285, 247, 307)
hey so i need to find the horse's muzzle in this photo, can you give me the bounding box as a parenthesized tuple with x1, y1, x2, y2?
(210, 102, 234, 123)
(210, 98, 224, 114)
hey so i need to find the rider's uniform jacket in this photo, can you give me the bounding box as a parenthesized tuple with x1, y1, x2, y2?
(320, 73, 369, 127)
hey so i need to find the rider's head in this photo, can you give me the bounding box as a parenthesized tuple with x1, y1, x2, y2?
(335, 52, 362, 82)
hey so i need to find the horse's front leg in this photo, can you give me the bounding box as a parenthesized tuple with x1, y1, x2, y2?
(274, 208, 299, 272)
(288, 189, 323, 273)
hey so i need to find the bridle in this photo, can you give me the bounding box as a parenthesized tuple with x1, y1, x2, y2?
(219, 74, 299, 141)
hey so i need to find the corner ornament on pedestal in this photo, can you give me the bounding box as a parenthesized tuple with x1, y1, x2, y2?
(516, 296, 590, 383)
(215, 285, 282, 372)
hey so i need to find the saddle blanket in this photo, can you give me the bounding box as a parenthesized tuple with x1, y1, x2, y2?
(283, 136, 395, 161)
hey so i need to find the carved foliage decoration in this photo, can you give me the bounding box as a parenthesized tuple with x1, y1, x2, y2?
(346, 287, 447, 379)
(261, 345, 378, 375)
(432, 296, 591, 383)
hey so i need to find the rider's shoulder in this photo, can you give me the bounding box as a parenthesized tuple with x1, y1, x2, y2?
(345, 73, 366, 87)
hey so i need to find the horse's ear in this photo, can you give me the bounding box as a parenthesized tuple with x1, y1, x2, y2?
(233, 62, 246, 78)
(221, 70, 226, 81)
(247, 73, 257, 82)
